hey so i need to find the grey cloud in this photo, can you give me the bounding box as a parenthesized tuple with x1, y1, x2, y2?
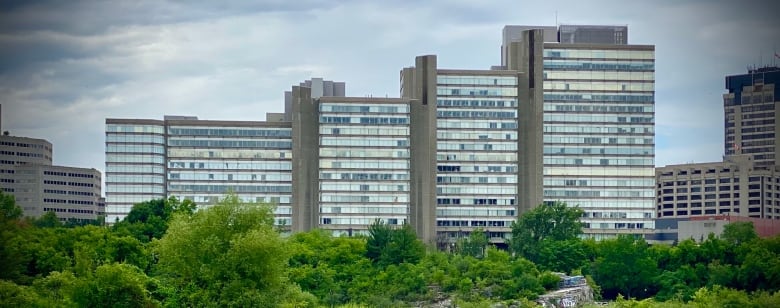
(1, 0, 779, 171)
(0, 0, 344, 35)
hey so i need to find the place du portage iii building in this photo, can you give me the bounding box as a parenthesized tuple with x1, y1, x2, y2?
(0, 131, 104, 223)
(106, 28, 545, 244)
(106, 25, 655, 243)
(502, 25, 656, 239)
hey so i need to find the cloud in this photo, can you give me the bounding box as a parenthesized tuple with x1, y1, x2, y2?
(1, 0, 780, 176)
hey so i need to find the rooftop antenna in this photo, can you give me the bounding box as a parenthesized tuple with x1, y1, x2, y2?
(555, 11, 558, 27)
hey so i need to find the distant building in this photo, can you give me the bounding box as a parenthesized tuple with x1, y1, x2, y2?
(557, 25, 628, 45)
(724, 66, 780, 168)
(649, 215, 780, 244)
(0, 134, 103, 223)
(655, 155, 780, 219)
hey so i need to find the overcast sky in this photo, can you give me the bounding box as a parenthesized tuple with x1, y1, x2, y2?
(1, 0, 779, 176)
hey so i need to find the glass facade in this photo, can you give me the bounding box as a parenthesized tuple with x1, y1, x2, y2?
(318, 101, 411, 236)
(105, 122, 167, 223)
(542, 47, 656, 239)
(724, 68, 780, 168)
(105, 121, 294, 228)
(436, 73, 519, 241)
(166, 126, 293, 227)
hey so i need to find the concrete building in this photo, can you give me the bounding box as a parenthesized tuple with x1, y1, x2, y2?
(558, 25, 628, 45)
(105, 116, 294, 226)
(13, 164, 102, 223)
(105, 25, 655, 243)
(655, 155, 780, 219)
(398, 30, 544, 244)
(0, 134, 103, 223)
(503, 25, 656, 239)
(288, 93, 414, 237)
(724, 66, 780, 168)
(284, 78, 346, 121)
(105, 79, 345, 225)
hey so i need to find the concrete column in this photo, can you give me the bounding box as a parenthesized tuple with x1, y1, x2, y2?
(508, 30, 545, 214)
(291, 86, 320, 232)
(403, 55, 439, 245)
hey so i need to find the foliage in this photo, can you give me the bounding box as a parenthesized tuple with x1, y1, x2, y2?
(365, 220, 425, 266)
(72, 263, 157, 307)
(721, 221, 758, 246)
(510, 201, 586, 273)
(592, 236, 657, 299)
(5, 192, 780, 306)
(458, 228, 489, 259)
(0, 191, 22, 223)
(112, 196, 195, 242)
(33, 211, 62, 228)
(154, 193, 313, 307)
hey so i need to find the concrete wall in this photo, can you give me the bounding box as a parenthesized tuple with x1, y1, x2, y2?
(508, 29, 545, 214)
(290, 86, 320, 232)
(402, 55, 439, 245)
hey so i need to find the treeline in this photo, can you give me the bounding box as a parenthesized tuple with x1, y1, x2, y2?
(1, 192, 780, 307)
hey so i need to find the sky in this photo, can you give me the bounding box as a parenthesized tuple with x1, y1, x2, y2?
(1, 0, 779, 176)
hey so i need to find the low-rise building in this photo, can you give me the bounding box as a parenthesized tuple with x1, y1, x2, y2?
(0, 133, 103, 223)
(655, 155, 780, 219)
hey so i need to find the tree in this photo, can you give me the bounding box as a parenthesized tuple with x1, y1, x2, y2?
(33, 211, 62, 228)
(0, 191, 22, 223)
(458, 228, 489, 259)
(113, 196, 195, 242)
(721, 221, 758, 246)
(72, 263, 157, 307)
(510, 201, 585, 270)
(592, 235, 657, 299)
(365, 221, 425, 266)
(154, 193, 314, 307)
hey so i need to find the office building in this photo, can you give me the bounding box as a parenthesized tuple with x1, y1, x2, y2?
(558, 25, 628, 45)
(724, 66, 780, 168)
(289, 93, 413, 237)
(105, 119, 167, 223)
(1, 134, 103, 223)
(107, 25, 655, 242)
(13, 164, 103, 222)
(655, 154, 780, 219)
(105, 116, 294, 226)
(105, 78, 342, 224)
(503, 25, 656, 239)
(398, 31, 544, 243)
(0, 135, 52, 176)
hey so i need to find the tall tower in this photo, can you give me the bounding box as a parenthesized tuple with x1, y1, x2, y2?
(724, 66, 780, 168)
(504, 25, 656, 239)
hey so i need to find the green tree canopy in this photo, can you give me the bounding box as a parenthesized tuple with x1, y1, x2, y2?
(721, 221, 758, 246)
(366, 220, 425, 266)
(458, 228, 489, 259)
(592, 235, 657, 299)
(0, 191, 22, 223)
(112, 196, 195, 242)
(154, 193, 313, 307)
(510, 201, 585, 272)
